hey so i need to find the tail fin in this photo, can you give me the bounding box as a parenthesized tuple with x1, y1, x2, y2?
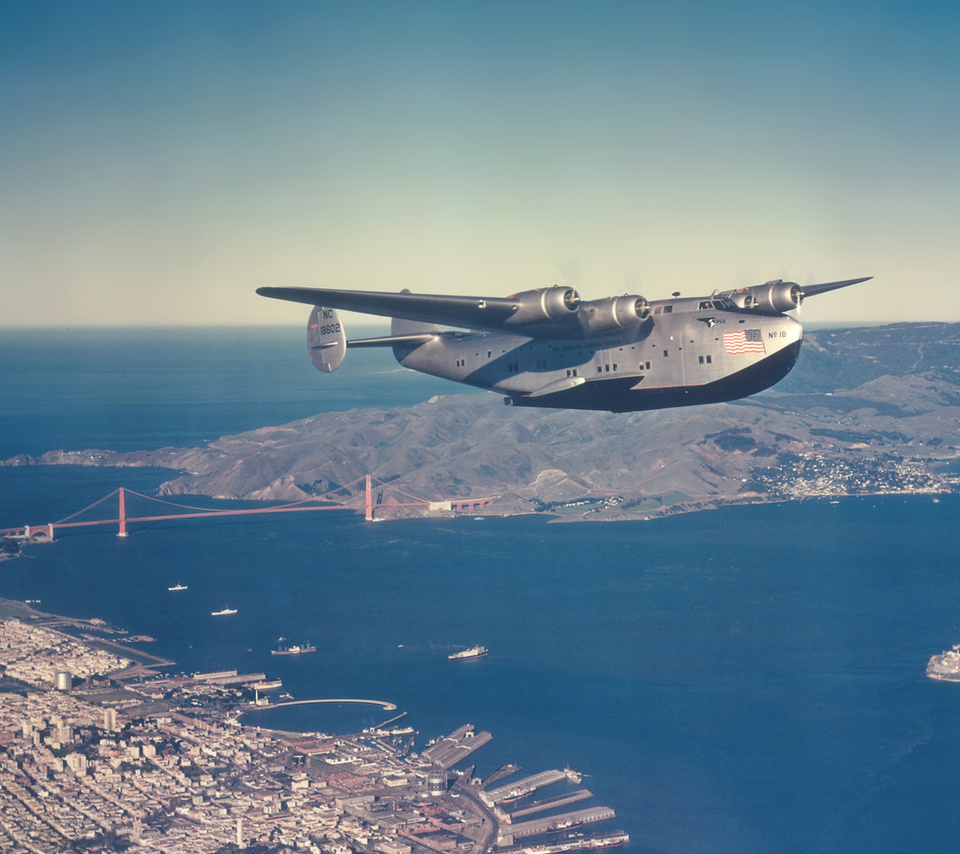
(307, 306, 346, 373)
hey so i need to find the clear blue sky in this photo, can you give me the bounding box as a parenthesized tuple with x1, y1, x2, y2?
(2, 0, 958, 325)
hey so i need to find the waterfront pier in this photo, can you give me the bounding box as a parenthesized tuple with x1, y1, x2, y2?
(482, 768, 568, 806)
(497, 806, 618, 847)
(422, 724, 494, 769)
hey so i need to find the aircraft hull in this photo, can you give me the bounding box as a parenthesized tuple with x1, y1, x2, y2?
(504, 339, 802, 412)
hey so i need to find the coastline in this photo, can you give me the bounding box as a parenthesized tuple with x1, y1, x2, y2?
(1, 458, 954, 532)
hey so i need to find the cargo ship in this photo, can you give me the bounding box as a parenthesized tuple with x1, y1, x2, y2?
(449, 645, 488, 661)
(211, 606, 237, 616)
(271, 638, 316, 656)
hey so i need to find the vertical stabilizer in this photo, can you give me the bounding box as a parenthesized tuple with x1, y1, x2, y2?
(307, 306, 346, 372)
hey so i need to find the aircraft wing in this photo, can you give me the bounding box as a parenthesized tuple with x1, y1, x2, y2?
(257, 285, 573, 336)
(800, 276, 872, 298)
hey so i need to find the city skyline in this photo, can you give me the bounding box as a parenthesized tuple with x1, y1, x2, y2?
(2, 0, 958, 327)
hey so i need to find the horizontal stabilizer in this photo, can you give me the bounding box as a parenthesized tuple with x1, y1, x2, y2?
(347, 333, 437, 348)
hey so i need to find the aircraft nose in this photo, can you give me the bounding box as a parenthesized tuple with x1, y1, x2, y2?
(768, 315, 802, 352)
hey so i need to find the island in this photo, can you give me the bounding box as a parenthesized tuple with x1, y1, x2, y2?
(3, 323, 960, 522)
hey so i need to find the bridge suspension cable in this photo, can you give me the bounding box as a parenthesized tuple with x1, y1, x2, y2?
(1, 475, 498, 539)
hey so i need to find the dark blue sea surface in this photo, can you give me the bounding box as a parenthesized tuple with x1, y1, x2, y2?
(0, 326, 470, 459)
(1, 328, 958, 854)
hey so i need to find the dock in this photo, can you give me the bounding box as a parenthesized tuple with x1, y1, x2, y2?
(482, 764, 521, 788)
(421, 724, 493, 769)
(506, 789, 593, 820)
(496, 806, 617, 847)
(496, 831, 630, 854)
(481, 768, 567, 806)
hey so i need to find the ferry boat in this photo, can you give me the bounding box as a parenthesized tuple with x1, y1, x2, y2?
(168, 582, 187, 591)
(271, 638, 316, 656)
(211, 606, 237, 616)
(449, 645, 488, 661)
(927, 644, 960, 681)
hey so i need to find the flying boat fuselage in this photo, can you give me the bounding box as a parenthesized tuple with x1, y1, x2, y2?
(257, 277, 866, 413)
(394, 299, 801, 412)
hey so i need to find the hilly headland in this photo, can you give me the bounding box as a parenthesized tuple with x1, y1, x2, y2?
(5, 323, 960, 521)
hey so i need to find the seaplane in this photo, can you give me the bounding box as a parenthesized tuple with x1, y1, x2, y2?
(258, 276, 870, 413)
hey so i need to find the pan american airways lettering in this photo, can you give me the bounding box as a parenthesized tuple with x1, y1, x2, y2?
(723, 329, 765, 354)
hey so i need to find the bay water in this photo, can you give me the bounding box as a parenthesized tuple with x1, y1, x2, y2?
(1, 328, 958, 854)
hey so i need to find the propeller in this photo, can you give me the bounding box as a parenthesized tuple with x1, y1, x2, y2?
(555, 259, 581, 291)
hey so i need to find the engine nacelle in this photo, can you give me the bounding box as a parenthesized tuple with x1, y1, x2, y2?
(580, 295, 650, 334)
(721, 280, 803, 313)
(506, 287, 581, 325)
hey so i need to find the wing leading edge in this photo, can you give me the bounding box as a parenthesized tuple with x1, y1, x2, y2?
(259, 277, 872, 338)
(257, 286, 526, 334)
(799, 276, 872, 298)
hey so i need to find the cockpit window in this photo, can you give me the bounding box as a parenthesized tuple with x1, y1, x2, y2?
(698, 300, 713, 310)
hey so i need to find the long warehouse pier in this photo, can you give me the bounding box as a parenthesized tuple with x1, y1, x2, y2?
(482, 768, 568, 806)
(497, 807, 617, 847)
(497, 831, 630, 854)
(422, 724, 493, 769)
(506, 789, 594, 820)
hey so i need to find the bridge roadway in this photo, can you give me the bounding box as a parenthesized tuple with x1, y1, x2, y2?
(0, 476, 500, 538)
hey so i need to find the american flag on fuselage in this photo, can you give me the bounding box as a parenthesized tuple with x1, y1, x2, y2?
(723, 329, 765, 354)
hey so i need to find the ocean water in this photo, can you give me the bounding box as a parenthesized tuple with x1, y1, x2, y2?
(1, 328, 959, 854)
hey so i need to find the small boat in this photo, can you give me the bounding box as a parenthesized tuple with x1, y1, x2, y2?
(211, 606, 237, 616)
(168, 582, 187, 591)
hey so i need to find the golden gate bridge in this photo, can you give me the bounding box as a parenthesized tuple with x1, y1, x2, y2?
(0, 475, 498, 541)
